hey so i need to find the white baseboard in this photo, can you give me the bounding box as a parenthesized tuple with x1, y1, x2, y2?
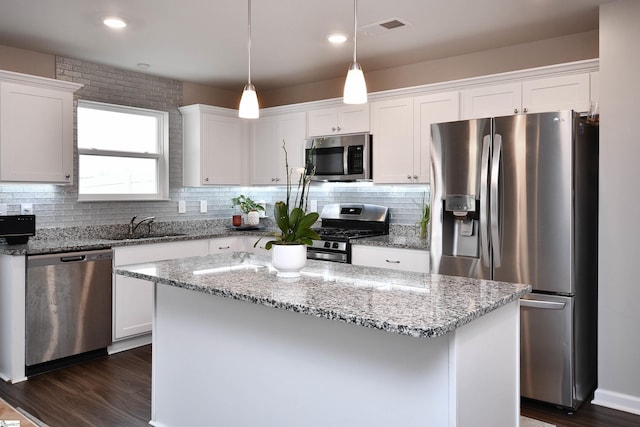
(107, 333, 152, 354)
(592, 388, 640, 416)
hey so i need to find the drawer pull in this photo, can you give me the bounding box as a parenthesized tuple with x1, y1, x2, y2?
(385, 259, 401, 264)
(218, 246, 231, 250)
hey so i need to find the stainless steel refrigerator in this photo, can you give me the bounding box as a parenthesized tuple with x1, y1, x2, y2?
(430, 111, 598, 410)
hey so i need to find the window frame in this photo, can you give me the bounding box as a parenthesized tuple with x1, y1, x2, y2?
(77, 100, 169, 202)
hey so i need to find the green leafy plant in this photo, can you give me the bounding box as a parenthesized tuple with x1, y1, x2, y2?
(231, 195, 265, 214)
(417, 192, 430, 240)
(256, 140, 320, 250)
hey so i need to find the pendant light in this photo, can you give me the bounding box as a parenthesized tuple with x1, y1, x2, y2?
(343, 0, 367, 104)
(239, 0, 259, 119)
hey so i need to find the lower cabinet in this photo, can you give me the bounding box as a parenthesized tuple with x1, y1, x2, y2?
(112, 240, 209, 341)
(351, 245, 430, 274)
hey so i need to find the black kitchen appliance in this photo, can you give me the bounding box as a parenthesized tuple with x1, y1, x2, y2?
(0, 214, 36, 244)
(307, 204, 389, 263)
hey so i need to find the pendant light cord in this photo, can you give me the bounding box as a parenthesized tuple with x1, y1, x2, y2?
(247, 0, 252, 85)
(352, 0, 358, 63)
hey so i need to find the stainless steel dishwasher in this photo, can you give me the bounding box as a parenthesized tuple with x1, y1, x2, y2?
(26, 249, 113, 375)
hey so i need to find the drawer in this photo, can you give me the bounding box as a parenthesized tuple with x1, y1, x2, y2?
(351, 245, 429, 273)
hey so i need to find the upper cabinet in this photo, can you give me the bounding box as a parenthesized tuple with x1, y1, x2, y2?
(0, 71, 82, 184)
(251, 112, 306, 185)
(307, 105, 370, 137)
(180, 104, 245, 186)
(461, 73, 591, 119)
(372, 92, 459, 184)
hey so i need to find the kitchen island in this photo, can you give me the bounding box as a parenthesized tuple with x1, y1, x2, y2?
(116, 252, 530, 427)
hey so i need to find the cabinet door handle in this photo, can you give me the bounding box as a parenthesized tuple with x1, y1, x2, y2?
(407, 175, 412, 180)
(271, 178, 276, 182)
(523, 107, 528, 113)
(332, 127, 337, 132)
(65, 174, 71, 179)
(514, 108, 519, 114)
(413, 175, 418, 180)
(337, 126, 342, 131)
(204, 177, 209, 182)
(218, 246, 230, 250)
(385, 259, 401, 264)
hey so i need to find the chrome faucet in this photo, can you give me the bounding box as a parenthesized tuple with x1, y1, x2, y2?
(129, 216, 156, 235)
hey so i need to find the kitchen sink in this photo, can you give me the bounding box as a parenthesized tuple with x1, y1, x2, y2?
(104, 233, 187, 241)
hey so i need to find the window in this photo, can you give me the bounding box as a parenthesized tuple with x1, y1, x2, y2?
(77, 100, 169, 201)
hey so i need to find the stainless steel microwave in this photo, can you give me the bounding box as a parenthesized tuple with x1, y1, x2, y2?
(305, 133, 372, 182)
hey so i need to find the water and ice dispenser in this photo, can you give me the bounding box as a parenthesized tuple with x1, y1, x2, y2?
(441, 195, 479, 258)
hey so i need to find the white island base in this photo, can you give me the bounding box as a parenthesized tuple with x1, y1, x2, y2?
(151, 284, 520, 427)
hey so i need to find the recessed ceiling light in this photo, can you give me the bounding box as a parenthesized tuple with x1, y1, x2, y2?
(327, 34, 347, 44)
(103, 17, 127, 29)
(137, 63, 150, 70)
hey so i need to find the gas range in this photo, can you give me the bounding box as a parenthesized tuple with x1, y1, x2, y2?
(307, 204, 389, 263)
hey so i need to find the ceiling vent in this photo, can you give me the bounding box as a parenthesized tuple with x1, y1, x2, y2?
(360, 18, 409, 37)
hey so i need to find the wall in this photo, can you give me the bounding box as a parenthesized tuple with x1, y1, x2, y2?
(258, 30, 598, 107)
(0, 56, 428, 230)
(593, 0, 640, 415)
(0, 45, 55, 79)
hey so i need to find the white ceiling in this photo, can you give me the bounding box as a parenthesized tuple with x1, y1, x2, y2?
(0, 0, 610, 92)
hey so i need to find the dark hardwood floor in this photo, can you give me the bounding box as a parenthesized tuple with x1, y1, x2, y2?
(1, 344, 639, 427)
(0, 345, 151, 427)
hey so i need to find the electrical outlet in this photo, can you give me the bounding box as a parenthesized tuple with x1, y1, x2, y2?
(310, 200, 318, 213)
(0, 204, 7, 215)
(21, 203, 33, 215)
(200, 200, 207, 213)
(178, 200, 186, 214)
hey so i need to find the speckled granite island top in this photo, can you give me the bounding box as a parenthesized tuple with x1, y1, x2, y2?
(116, 252, 530, 339)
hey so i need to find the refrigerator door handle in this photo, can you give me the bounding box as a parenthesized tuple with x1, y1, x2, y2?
(520, 299, 567, 310)
(490, 133, 502, 268)
(480, 134, 491, 267)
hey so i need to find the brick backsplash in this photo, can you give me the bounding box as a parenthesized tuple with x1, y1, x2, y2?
(0, 57, 430, 232)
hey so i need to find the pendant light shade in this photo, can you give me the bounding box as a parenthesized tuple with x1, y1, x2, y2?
(343, 0, 367, 104)
(239, 0, 259, 119)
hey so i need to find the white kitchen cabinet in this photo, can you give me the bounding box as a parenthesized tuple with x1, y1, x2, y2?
(0, 71, 81, 183)
(351, 245, 430, 274)
(209, 236, 243, 254)
(461, 73, 591, 119)
(461, 82, 522, 119)
(251, 111, 306, 185)
(180, 104, 244, 186)
(307, 105, 369, 137)
(112, 240, 209, 341)
(371, 97, 415, 183)
(522, 73, 591, 113)
(373, 92, 459, 184)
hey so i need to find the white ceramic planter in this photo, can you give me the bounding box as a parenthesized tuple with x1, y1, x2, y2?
(246, 210, 260, 226)
(271, 244, 307, 278)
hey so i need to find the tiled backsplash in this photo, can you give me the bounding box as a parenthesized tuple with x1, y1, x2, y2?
(0, 56, 430, 232)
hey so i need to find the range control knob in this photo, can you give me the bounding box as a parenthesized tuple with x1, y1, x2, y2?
(324, 241, 331, 248)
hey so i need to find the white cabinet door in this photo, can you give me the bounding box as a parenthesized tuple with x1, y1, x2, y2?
(372, 98, 415, 184)
(209, 237, 243, 254)
(113, 240, 209, 341)
(351, 245, 430, 273)
(251, 112, 306, 185)
(413, 92, 460, 183)
(461, 83, 522, 119)
(201, 113, 243, 184)
(0, 83, 74, 183)
(251, 116, 278, 184)
(523, 73, 591, 113)
(307, 105, 369, 136)
(181, 105, 244, 186)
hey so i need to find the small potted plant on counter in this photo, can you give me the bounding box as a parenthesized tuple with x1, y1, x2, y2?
(231, 195, 265, 227)
(416, 192, 430, 240)
(256, 140, 319, 277)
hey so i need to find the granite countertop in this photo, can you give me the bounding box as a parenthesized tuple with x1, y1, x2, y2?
(0, 228, 268, 255)
(116, 252, 530, 339)
(0, 223, 429, 255)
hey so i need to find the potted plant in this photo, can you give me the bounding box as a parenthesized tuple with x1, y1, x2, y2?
(231, 195, 265, 226)
(256, 140, 319, 277)
(416, 192, 430, 240)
